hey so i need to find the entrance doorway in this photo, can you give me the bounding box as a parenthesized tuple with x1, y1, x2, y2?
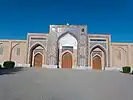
(62, 52, 72, 68)
(92, 55, 102, 70)
(34, 53, 43, 68)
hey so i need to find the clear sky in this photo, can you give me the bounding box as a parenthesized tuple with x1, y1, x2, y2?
(0, 0, 133, 42)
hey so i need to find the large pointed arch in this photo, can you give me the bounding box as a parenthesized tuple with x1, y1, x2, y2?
(30, 42, 46, 51)
(90, 44, 106, 54)
(113, 47, 127, 60)
(57, 31, 78, 43)
(117, 47, 127, 53)
(57, 31, 78, 68)
(112, 47, 128, 67)
(90, 44, 106, 69)
(29, 43, 45, 67)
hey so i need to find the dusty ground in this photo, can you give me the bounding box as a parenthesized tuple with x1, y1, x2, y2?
(0, 68, 133, 100)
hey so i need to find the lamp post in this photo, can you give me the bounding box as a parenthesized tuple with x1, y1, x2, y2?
(9, 42, 20, 61)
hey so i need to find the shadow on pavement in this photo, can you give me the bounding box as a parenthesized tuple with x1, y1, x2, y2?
(0, 67, 25, 75)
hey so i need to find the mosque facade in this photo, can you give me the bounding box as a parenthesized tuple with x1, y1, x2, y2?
(0, 24, 132, 70)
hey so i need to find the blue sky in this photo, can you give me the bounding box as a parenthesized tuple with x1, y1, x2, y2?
(0, 0, 133, 42)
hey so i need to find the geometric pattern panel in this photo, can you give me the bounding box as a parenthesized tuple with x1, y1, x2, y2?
(30, 41, 47, 48)
(55, 27, 81, 34)
(90, 42, 106, 49)
(79, 57, 86, 66)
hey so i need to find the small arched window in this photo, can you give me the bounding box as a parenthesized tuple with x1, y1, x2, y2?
(117, 51, 121, 60)
(16, 48, 20, 56)
(81, 28, 84, 32)
(0, 46, 3, 55)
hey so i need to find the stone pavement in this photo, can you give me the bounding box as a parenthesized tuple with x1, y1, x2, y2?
(0, 68, 133, 100)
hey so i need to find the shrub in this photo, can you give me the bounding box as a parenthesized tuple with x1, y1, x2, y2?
(131, 70, 133, 74)
(122, 66, 131, 73)
(3, 61, 15, 69)
(0, 64, 2, 69)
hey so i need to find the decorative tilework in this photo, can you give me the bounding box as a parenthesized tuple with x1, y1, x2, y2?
(55, 27, 81, 34)
(90, 42, 106, 49)
(31, 37, 47, 40)
(92, 51, 102, 57)
(89, 35, 108, 38)
(34, 49, 44, 54)
(30, 41, 47, 48)
(62, 46, 73, 53)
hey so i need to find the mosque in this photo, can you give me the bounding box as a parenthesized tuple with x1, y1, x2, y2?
(0, 24, 132, 70)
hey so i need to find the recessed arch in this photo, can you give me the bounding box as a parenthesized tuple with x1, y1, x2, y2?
(11, 44, 21, 56)
(113, 47, 128, 67)
(117, 47, 127, 53)
(92, 53, 102, 58)
(62, 50, 73, 56)
(57, 32, 78, 50)
(30, 42, 46, 51)
(57, 31, 78, 43)
(58, 33, 77, 49)
(90, 44, 106, 69)
(113, 47, 127, 60)
(90, 44, 106, 54)
(29, 43, 45, 67)
(34, 52, 43, 56)
(12, 44, 20, 49)
(57, 32, 78, 68)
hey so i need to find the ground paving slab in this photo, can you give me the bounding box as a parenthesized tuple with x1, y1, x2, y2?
(0, 68, 133, 100)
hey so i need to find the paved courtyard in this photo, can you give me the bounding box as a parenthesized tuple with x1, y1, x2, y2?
(0, 68, 133, 100)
